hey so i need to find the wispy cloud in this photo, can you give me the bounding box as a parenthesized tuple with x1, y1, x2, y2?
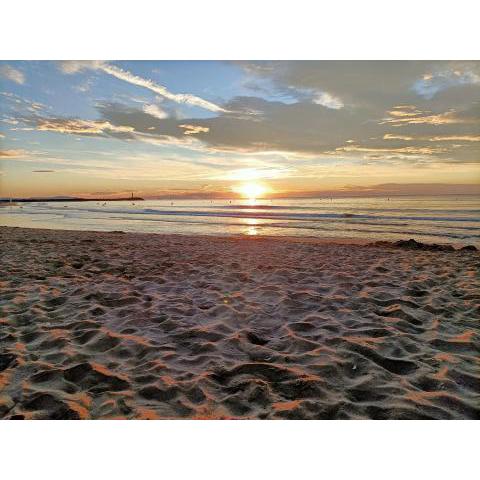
(428, 135, 480, 142)
(1, 118, 19, 125)
(383, 134, 413, 140)
(334, 145, 447, 156)
(387, 106, 422, 118)
(413, 68, 480, 99)
(313, 92, 344, 109)
(0, 149, 30, 158)
(179, 124, 210, 135)
(22, 118, 135, 136)
(384, 133, 480, 142)
(0, 64, 25, 85)
(143, 104, 168, 119)
(0, 92, 46, 116)
(73, 79, 93, 93)
(58, 61, 228, 113)
(382, 109, 470, 126)
(221, 167, 293, 181)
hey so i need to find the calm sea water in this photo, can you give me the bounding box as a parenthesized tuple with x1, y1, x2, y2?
(1, 196, 479, 245)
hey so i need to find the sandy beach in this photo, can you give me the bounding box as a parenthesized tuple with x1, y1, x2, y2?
(0, 226, 478, 419)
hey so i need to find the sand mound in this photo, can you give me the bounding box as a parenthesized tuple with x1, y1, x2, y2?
(0, 227, 478, 419)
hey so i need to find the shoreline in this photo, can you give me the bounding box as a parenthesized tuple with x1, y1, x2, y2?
(1, 226, 478, 419)
(1, 225, 476, 250)
(1, 225, 371, 246)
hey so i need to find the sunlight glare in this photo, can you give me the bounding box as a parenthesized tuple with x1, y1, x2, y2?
(235, 181, 268, 200)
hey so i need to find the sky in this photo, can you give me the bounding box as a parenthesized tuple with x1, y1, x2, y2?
(0, 60, 479, 199)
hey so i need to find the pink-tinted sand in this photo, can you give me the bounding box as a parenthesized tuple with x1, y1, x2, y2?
(0, 226, 478, 419)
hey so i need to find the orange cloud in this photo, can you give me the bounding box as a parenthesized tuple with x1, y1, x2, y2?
(383, 134, 413, 140)
(31, 119, 134, 135)
(179, 124, 210, 135)
(383, 110, 470, 126)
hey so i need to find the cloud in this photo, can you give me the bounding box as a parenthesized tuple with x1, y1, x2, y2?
(313, 92, 344, 109)
(382, 110, 471, 126)
(1, 118, 19, 125)
(179, 124, 210, 135)
(334, 145, 447, 156)
(428, 135, 480, 142)
(58, 61, 227, 113)
(237, 61, 480, 106)
(0, 92, 47, 128)
(387, 107, 422, 117)
(413, 67, 480, 99)
(384, 133, 480, 142)
(383, 134, 413, 140)
(221, 167, 293, 181)
(14, 61, 480, 170)
(32, 169, 56, 173)
(0, 64, 25, 84)
(143, 104, 168, 119)
(132, 133, 205, 149)
(0, 149, 30, 158)
(22, 118, 135, 136)
(16, 103, 206, 151)
(23, 91, 479, 166)
(73, 79, 93, 93)
(236, 61, 430, 109)
(168, 96, 363, 155)
(57, 60, 104, 74)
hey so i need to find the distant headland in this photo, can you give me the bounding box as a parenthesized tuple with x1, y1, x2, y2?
(0, 196, 145, 203)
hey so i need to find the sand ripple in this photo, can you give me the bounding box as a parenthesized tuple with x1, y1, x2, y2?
(0, 227, 479, 419)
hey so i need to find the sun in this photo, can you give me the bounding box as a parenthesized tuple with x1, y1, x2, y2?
(236, 182, 268, 200)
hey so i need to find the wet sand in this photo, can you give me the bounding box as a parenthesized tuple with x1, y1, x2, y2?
(0, 226, 478, 419)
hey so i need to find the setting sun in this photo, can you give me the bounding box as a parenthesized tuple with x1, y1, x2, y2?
(235, 182, 268, 200)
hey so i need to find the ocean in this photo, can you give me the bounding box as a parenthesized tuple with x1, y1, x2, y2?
(1, 195, 479, 246)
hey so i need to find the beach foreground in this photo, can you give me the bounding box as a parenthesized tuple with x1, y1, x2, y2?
(0, 226, 478, 419)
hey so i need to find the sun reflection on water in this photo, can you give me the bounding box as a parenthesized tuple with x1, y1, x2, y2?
(244, 217, 259, 236)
